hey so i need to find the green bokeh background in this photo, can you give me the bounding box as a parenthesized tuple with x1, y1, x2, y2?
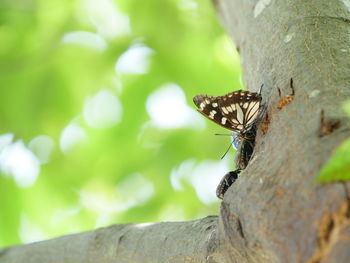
(0, 0, 244, 247)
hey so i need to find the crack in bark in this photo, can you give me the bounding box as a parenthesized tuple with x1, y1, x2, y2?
(221, 202, 246, 245)
(261, 113, 270, 134)
(286, 15, 350, 29)
(341, 183, 350, 218)
(306, 16, 350, 24)
(236, 218, 245, 239)
(305, 184, 350, 263)
(319, 109, 341, 137)
(115, 225, 132, 258)
(277, 78, 295, 110)
(205, 228, 219, 263)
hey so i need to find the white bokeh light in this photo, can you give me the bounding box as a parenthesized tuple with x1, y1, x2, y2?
(115, 44, 154, 75)
(50, 207, 80, 228)
(170, 158, 231, 204)
(0, 141, 40, 188)
(79, 173, 154, 228)
(0, 133, 14, 151)
(60, 121, 88, 154)
(28, 135, 55, 164)
(19, 214, 47, 244)
(179, 0, 198, 11)
(170, 159, 196, 191)
(83, 89, 123, 129)
(83, 0, 131, 39)
(61, 31, 107, 51)
(146, 83, 205, 129)
(115, 173, 155, 209)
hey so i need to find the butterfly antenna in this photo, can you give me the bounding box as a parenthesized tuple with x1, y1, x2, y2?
(214, 133, 233, 136)
(258, 84, 264, 94)
(221, 142, 233, 160)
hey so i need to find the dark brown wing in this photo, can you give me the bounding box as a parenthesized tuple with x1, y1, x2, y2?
(217, 90, 262, 133)
(193, 94, 239, 132)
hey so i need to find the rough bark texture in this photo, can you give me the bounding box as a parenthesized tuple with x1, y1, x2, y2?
(1, 0, 350, 262)
(0, 217, 219, 263)
(213, 0, 350, 262)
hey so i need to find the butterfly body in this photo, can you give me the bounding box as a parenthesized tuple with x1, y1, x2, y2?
(216, 170, 240, 199)
(215, 125, 257, 199)
(233, 125, 256, 169)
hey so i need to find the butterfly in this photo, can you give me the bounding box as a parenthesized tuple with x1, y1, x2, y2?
(193, 89, 263, 199)
(193, 90, 262, 135)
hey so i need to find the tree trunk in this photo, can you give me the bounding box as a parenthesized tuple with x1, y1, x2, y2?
(2, 0, 350, 262)
(213, 0, 350, 262)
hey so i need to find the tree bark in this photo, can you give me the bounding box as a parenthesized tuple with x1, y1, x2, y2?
(213, 0, 350, 262)
(0, 217, 221, 263)
(2, 0, 350, 262)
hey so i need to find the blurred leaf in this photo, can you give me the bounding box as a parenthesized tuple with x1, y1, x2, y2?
(317, 139, 350, 183)
(0, 175, 21, 246)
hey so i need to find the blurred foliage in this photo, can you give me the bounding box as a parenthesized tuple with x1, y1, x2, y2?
(317, 102, 350, 183)
(0, 0, 242, 247)
(317, 138, 350, 183)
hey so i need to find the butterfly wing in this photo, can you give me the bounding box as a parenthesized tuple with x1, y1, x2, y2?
(193, 90, 262, 133)
(193, 94, 239, 132)
(217, 90, 262, 133)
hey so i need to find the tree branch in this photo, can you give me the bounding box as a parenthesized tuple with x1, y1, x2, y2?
(0, 217, 221, 263)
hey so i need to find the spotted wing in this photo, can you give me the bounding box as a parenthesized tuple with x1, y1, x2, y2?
(217, 90, 262, 133)
(193, 94, 238, 132)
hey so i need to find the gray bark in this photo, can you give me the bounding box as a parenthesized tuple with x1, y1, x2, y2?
(213, 0, 350, 262)
(2, 0, 350, 262)
(0, 217, 220, 263)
